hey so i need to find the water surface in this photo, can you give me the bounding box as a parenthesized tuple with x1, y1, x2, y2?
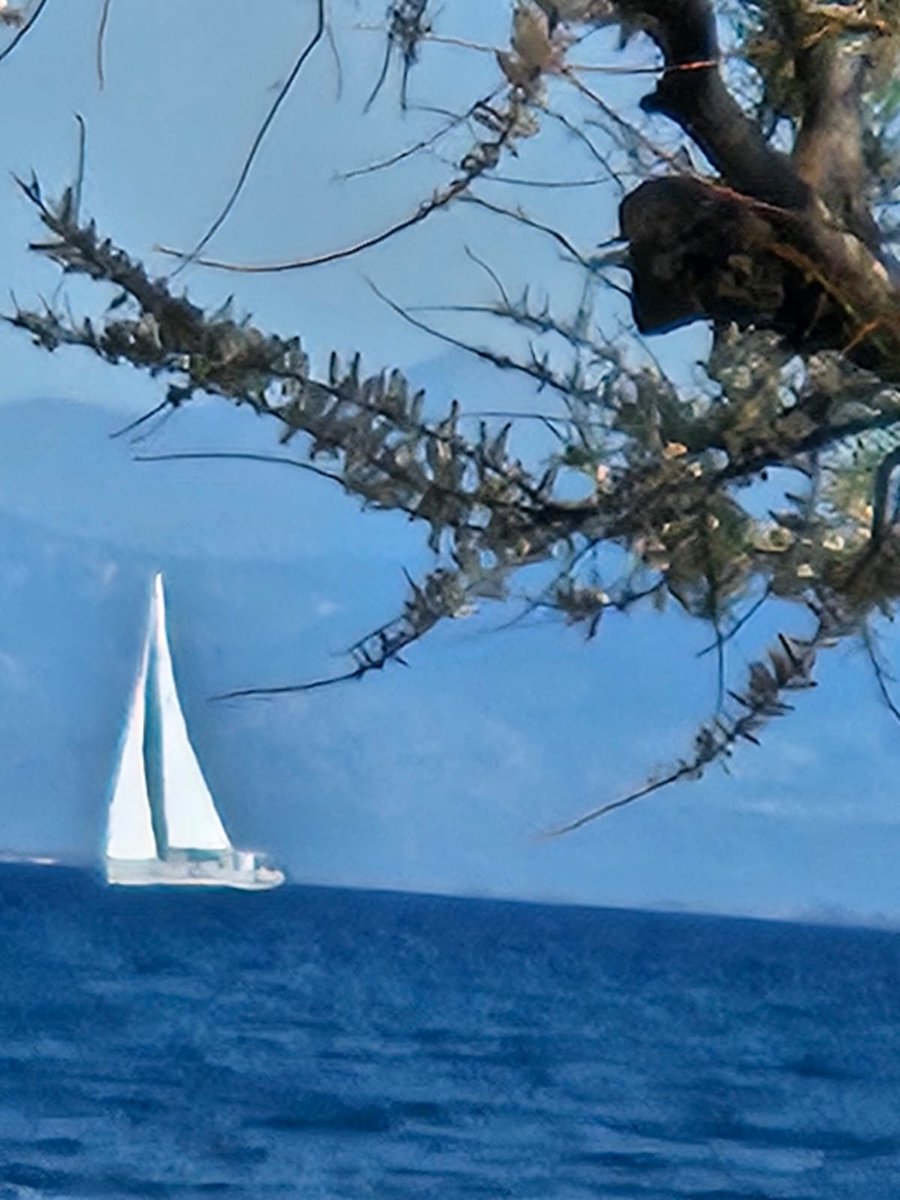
(0, 866, 898, 1197)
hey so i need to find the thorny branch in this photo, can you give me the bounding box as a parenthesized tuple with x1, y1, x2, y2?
(13, 172, 900, 829)
(546, 614, 830, 836)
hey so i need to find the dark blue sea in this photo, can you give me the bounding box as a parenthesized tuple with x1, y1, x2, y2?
(1, 867, 899, 1198)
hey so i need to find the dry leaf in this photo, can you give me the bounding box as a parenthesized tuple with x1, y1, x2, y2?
(499, 1, 570, 87)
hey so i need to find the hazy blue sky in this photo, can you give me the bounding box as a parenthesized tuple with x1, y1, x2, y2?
(1, 1, 899, 922)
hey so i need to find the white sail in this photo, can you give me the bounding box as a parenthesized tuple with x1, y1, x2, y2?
(105, 573, 284, 889)
(106, 617, 157, 861)
(149, 574, 231, 852)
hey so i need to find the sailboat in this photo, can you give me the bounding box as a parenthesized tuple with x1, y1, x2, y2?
(104, 574, 285, 890)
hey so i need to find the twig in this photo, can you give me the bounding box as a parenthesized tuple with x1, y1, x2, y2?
(480, 174, 608, 190)
(460, 194, 591, 266)
(367, 278, 590, 399)
(541, 764, 695, 837)
(161, 88, 521, 274)
(0, 0, 50, 65)
(697, 584, 772, 657)
(544, 107, 625, 192)
(463, 244, 512, 308)
(170, 0, 327, 274)
(135, 449, 354, 490)
(364, 31, 393, 113)
(543, 617, 828, 836)
(159, 175, 472, 274)
(340, 89, 502, 181)
(566, 69, 690, 176)
(325, 16, 342, 101)
(72, 114, 86, 224)
(96, 0, 114, 88)
(214, 665, 371, 702)
(862, 623, 900, 725)
(109, 396, 174, 441)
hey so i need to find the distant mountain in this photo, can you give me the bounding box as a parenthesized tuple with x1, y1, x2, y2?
(0, 395, 422, 562)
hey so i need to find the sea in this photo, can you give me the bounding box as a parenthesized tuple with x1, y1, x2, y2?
(0, 867, 899, 1199)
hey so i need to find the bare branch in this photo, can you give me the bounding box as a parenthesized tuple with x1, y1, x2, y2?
(544, 616, 829, 836)
(862, 622, 900, 725)
(95, 0, 114, 88)
(0, 0, 49, 65)
(171, 0, 328, 274)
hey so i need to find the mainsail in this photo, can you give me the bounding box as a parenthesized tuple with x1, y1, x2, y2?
(104, 574, 283, 890)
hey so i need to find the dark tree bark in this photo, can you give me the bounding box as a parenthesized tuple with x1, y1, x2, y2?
(794, 42, 886, 254)
(621, 176, 900, 374)
(616, 0, 812, 208)
(613, 0, 900, 368)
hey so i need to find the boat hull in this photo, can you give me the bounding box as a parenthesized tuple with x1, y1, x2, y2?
(105, 857, 285, 891)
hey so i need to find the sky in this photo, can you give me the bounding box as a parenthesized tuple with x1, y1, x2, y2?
(1, 0, 900, 922)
